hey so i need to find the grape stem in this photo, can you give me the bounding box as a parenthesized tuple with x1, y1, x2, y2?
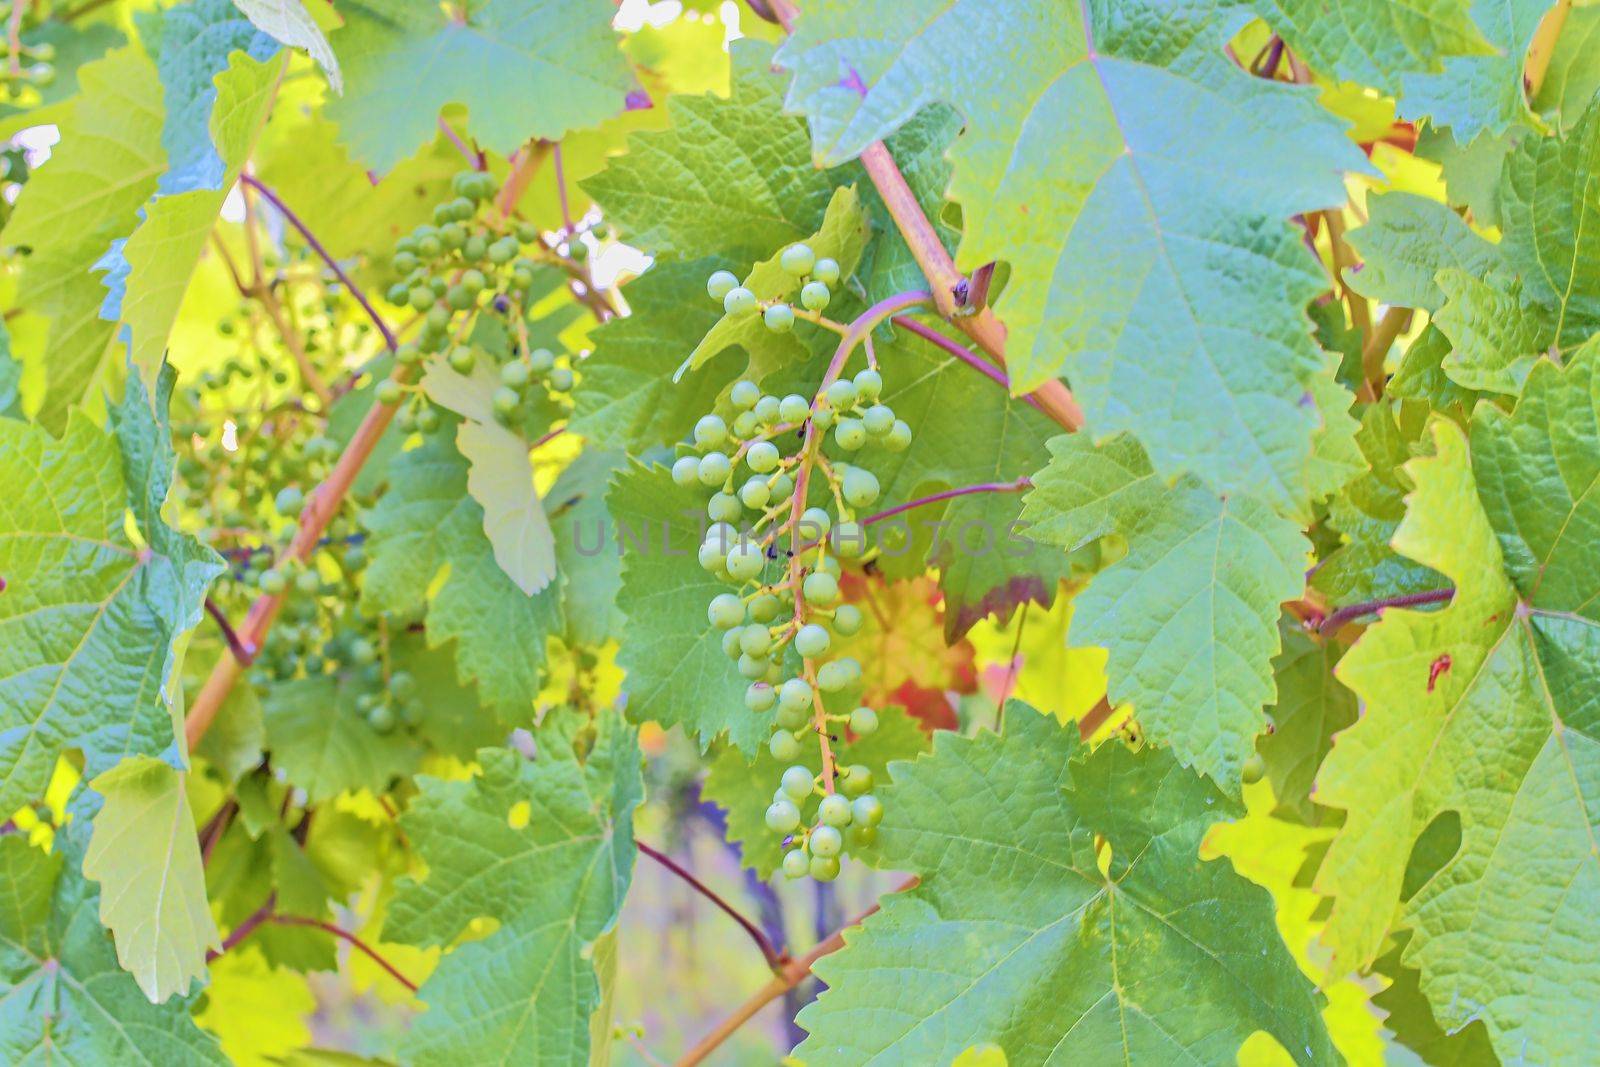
(674, 876, 918, 1067)
(437, 116, 487, 171)
(209, 898, 420, 993)
(203, 598, 256, 665)
(1317, 587, 1454, 636)
(239, 174, 399, 353)
(636, 841, 787, 972)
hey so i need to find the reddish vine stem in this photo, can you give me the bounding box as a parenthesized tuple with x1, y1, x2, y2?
(889, 314, 1041, 411)
(239, 174, 398, 352)
(674, 877, 916, 1066)
(203, 598, 256, 665)
(637, 841, 786, 971)
(271, 915, 420, 993)
(553, 143, 574, 234)
(437, 116, 486, 171)
(1318, 587, 1454, 636)
(209, 894, 276, 960)
(859, 476, 1030, 531)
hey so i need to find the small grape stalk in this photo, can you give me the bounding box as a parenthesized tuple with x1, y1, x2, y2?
(681, 244, 912, 881)
(382, 169, 586, 436)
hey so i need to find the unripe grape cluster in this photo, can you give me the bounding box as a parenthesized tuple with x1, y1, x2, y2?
(681, 243, 910, 881)
(384, 169, 580, 435)
(0, 39, 55, 103)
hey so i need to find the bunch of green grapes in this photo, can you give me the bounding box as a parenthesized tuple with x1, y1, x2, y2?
(675, 243, 912, 882)
(0, 40, 54, 104)
(383, 169, 577, 434)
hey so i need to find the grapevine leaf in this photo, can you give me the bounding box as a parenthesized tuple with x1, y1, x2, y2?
(796, 709, 1336, 1064)
(195, 682, 265, 785)
(387, 715, 640, 1064)
(1499, 97, 1600, 348)
(548, 447, 627, 648)
(582, 41, 836, 265)
(1022, 433, 1307, 790)
(849, 105, 962, 299)
(1, 46, 163, 430)
(778, 0, 1370, 508)
(1388, 322, 1484, 414)
(1431, 268, 1551, 394)
(118, 49, 285, 388)
(1371, 936, 1499, 1067)
(1397, 0, 1553, 140)
(360, 429, 562, 720)
(83, 756, 220, 1002)
(193, 944, 316, 1066)
(608, 461, 768, 755)
(262, 675, 420, 804)
(1343, 191, 1505, 313)
(0, 20, 126, 131)
(0, 806, 227, 1064)
(1259, 624, 1356, 824)
(325, 0, 635, 173)
(229, 0, 342, 92)
(0, 369, 222, 815)
(421, 359, 557, 595)
(1531, 3, 1600, 132)
(1248, 0, 1490, 90)
(703, 705, 929, 877)
(678, 184, 869, 379)
(1315, 373, 1600, 1062)
(569, 257, 736, 453)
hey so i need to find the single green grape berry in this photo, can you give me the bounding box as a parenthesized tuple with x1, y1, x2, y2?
(709, 593, 746, 629)
(739, 625, 773, 657)
(439, 222, 466, 250)
(843, 468, 880, 508)
(749, 593, 781, 623)
(769, 731, 802, 761)
(778, 678, 812, 711)
(694, 414, 727, 448)
(777, 394, 809, 425)
(511, 267, 535, 290)
(528, 348, 555, 373)
(448, 196, 476, 221)
(451, 170, 476, 197)
(764, 796, 800, 838)
(730, 380, 760, 410)
(417, 407, 441, 433)
(800, 280, 831, 311)
(782, 849, 809, 879)
(707, 270, 740, 302)
(723, 286, 758, 315)
(721, 627, 744, 660)
(849, 708, 880, 737)
(492, 386, 520, 420)
(775, 702, 810, 730)
(367, 703, 397, 733)
(781, 765, 814, 800)
(840, 765, 873, 796)
(754, 395, 782, 426)
(294, 569, 321, 595)
(448, 346, 477, 374)
(746, 441, 781, 473)
(348, 638, 377, 665)
(275, 486, 305, 514)
(515, 221, 540, 244)
(746, 682, 777, 712)
(389, 671, 417, 700)
(386, 282, 411, 305)
(740, 478, 771, 510)
(851, 794, 884, 827)
(780, 243, 816, 275)
(1241, 752, 1267, 785)
(803, 570, 840, 607)
(795, 623, 831, 659)
(834, 419, 867, 451)
(259, 569, 287, 595)
(417, 234, 442, 257)
(708, 492, 742, 523)
(672, 456, 700, 487)
(800, 507, 831, 538)
(488, 237, 518, 264)
(726, 541, 766, 581)
(731, 410, 759, 439)
(409, 286, 436, 310)
(863, 404, 895, 436)
(738, 653, 768, 679)
(393, 251, 419, 274)
(819, 794, 853, 828)
(568, 240, 589, 262)
(375, 379, 403, 406)
(548, 366, 574, 392)
(446, 284, 473, 310)
(699, 541, 727, 574)
(809, 824, 843, 858)
(825, 379, 856, 410)
(502, 360, 533, 388)
(812, 257, 841, 286)
(770, 473, 795, 500)
(764, 303, 795, 332)
(853, 368, 883, 400)
(816, 661, 849, 692)
(698, 451, 732, 486)
(833, 522, 868, 560)
(808, 853, 840, 881)
(885, 419, 913, 452)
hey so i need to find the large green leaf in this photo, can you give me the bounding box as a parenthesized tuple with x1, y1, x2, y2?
(387, 715, 640, 1064)
(1397, 0, 1554, 139)
(1315, 364, 1600, 1062)
(261, 674, 420, 803)
(796, 708, 1335, 1064)
(777, 0, 1368, 508)
(1258, 624, 1357, 824)
(0, 805, 227, 1063)
(360, 430, 563, 721)
(1, 46, 163, 430)
(1249, 0, 1490, 90)
(83, 757, 219, 1003)
(583, 41, 836, 266)
(0, 370, 222, 814)
(1431, 268, 1551, 395)
(230, 0, 341, 91)
(325, 0, 635, 173)
(1343, 191, 1505, 313)
(1532, 2, 1600, 132)
(1021, 433, 1306, 790)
